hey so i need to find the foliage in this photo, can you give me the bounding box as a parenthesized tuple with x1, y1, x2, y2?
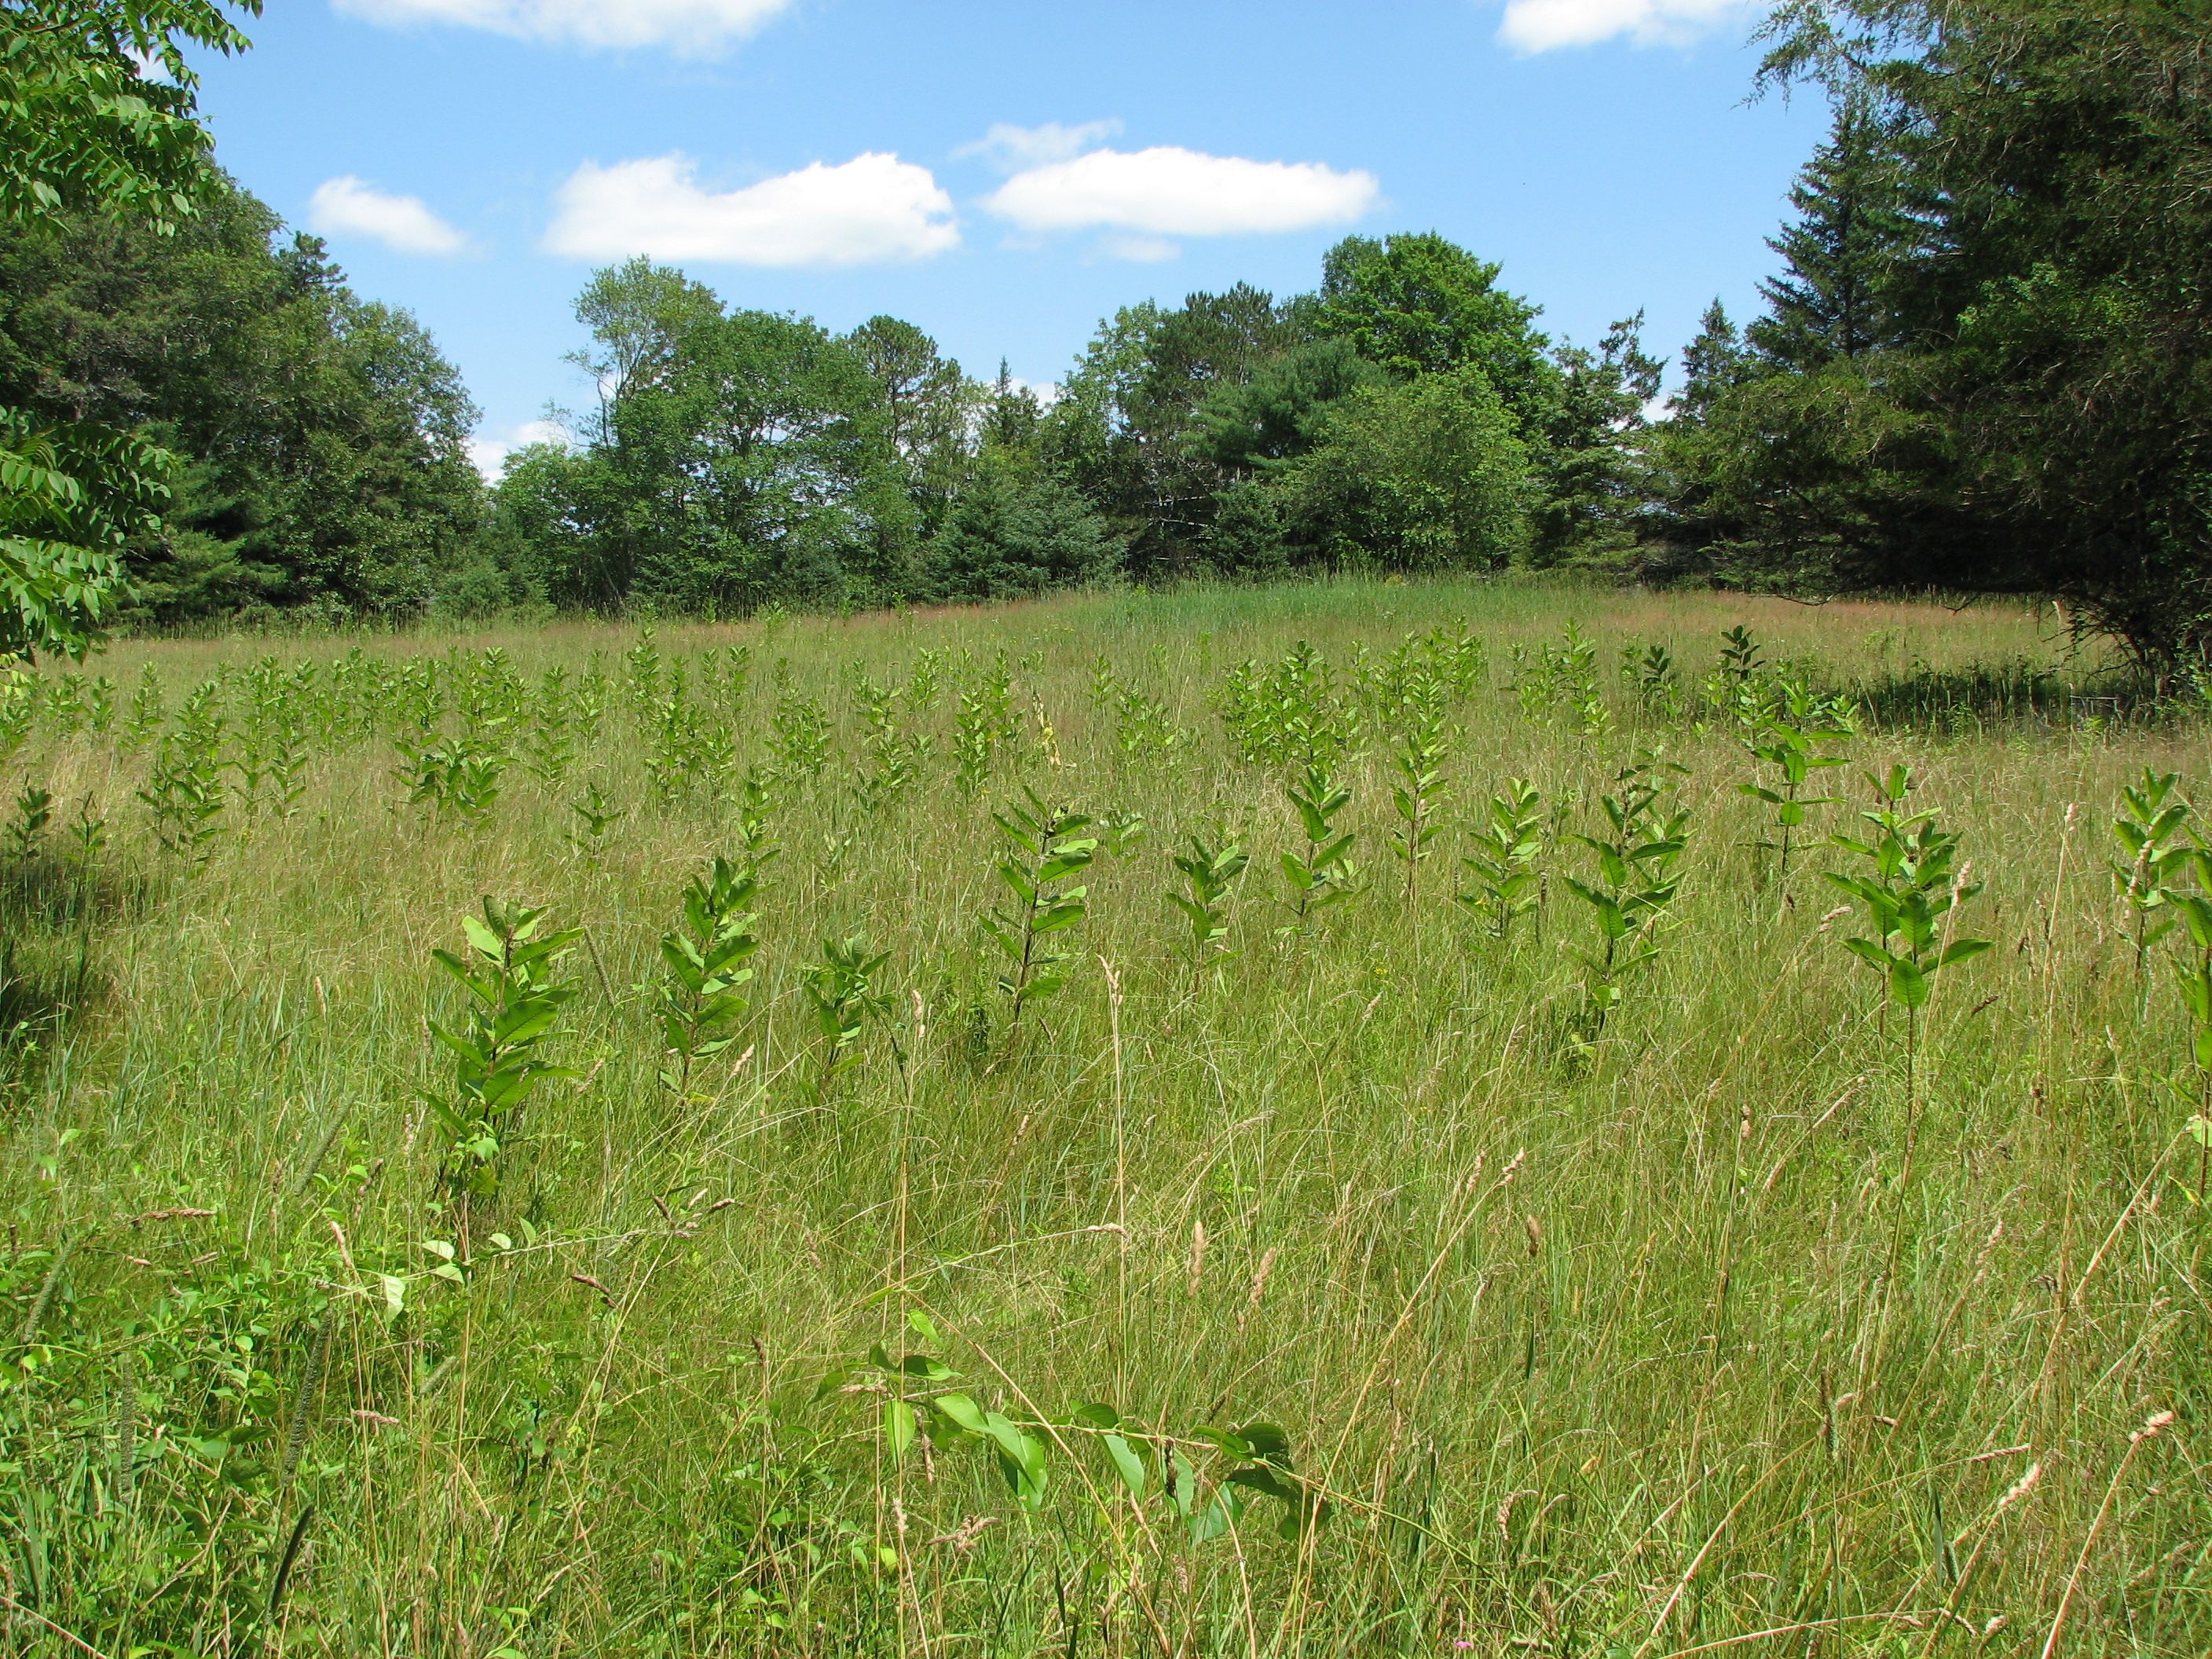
(983, 788, 1094, 1033)
(0, 410, 163, 657)
(2171, 840, 2212, 1186)
(1661, 0, 2212, 672)
(1457, 776, 1545, 941)
(0, 2, 256, 229)
(1166, 833, 1250, 965)
(656, 855, 760, 1101)
(1311, 233, 1556, 419)
(2111, 768, 2195, 980)
(1275, 365, 1536, 573)
(1739, 675, 1855, 884)
(1046, 284, 1300, 577)
(1218, 639, 1362, 771)
(801, 933, 892, 1101)
(136, 674, 223, 862)
(925, 450, 1122, 602)
(496, 259, 919, 615)
(1826, 764, 1991, 1093)
(394, 733, 504, 823)
(1278, 764, 1355, 930)
(950, 656, 1016, 796)
(427, 897, 580, 1203)
(866, 1331, 1326, 1539)
(0, 178, 488, 622)
(1562, 757, 1690, 1027)
(1381, 652, 1450, 899)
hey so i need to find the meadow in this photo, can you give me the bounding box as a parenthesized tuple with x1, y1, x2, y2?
(0, 576, 2205, 1657)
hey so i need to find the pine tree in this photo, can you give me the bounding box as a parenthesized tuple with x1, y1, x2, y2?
(983, 358, 1044, 455)
(1750, 96, 1921, 371)
(1671, 300, 1759, 419)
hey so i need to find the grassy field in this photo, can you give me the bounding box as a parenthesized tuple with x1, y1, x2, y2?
(0, 576, 2206, 1657)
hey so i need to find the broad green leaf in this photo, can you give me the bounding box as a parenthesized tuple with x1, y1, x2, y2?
(884, 1399, 917, 1463)
(1189, 1489, 1239, 1544)
(1104, 1433, 1146, 1499)
(1938, 937, 1991, 969)
(932, 1392, 988, 1438)
(1888, 956, 1928, 1009)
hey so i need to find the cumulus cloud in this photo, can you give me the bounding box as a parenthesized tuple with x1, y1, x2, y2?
(543, 152, 960, 266)
(468, 418, 571, 481)
(984, 146, 1378, 240)
(333, 0, 793, 53)
(955, 119, 1123, 174)
(308, 176, 471, 256)
(1496, 0, 1757, 52)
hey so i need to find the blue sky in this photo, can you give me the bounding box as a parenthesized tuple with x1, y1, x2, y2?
(187, 0, 1825, 472)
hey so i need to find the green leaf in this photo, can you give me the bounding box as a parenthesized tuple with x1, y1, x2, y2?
(1842, 937, 1893, 972)
(884, 1399, 917, 1463)
(1938, 937, 1991, 969)
(1190, 1489, 1239, 1544)
(1232, 1423, 1292, 1466)
(980, 1412, 1049, 1507)
(1225, 1465, 1295, 1503)
(1104, 1433, 1146, 1499)
(931, 1392, 988, 1438)
(1888, 956, 1928, 1010)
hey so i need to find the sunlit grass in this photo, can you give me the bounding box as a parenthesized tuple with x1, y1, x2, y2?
(1, 575, 2204, 1657)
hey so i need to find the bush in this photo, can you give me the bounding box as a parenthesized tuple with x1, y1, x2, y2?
(1278, 365, 1535, 572)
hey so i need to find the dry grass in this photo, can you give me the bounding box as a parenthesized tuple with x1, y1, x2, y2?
(0, 574, 2204, 1657)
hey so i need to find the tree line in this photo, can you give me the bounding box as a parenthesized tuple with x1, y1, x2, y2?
(482, 239, 1661, 617)
(3, 0, 2208, 672)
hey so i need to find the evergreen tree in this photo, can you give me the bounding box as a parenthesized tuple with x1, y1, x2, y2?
(925, 452, 1120, 601)
(846, 317, 976, 534)
(983, 360, 1044, 455)
(1531, 312, 1664, 565)
(0, 178, 488, 623)
(1672, 300, 1760, 419)
(1749, 95, 1921, 371)
(1664, 0, 2212, 672)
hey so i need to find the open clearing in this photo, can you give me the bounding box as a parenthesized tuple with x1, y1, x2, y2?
(2, 577, 2206, 1657)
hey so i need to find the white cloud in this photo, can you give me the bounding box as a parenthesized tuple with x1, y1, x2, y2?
(333, 0, 793, 53)
(308, 176, 471, 256)
(955, 119, 1123, 174)
(1496, 0, 1757, 52)
(1002, 375, 1062, 408)
(469, 418, 571, 481)
(984, 147, 1378, 240)
(1098, 233, 1180, 263)
(544, 152, 959, 266)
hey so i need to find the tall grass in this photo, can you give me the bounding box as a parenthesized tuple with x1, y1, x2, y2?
(0, 577, 2204, 1657)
